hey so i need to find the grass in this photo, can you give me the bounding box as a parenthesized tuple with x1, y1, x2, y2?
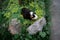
(0, 0, 51, 40)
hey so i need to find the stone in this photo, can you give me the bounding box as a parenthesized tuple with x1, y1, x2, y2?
(27, 17, 46, 35)
(8, 18, 21, 35)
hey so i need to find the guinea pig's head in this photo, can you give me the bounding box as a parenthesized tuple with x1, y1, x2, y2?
(30, 12, 38, 20)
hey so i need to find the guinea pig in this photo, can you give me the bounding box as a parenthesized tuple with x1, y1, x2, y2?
(21, 8, 38, 20)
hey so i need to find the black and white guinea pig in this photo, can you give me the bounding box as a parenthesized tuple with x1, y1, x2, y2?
(21, 8, 38, 20)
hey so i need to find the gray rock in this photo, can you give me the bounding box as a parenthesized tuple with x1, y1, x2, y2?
(27, 17, 46, 35)
(8, 18, 21, 35)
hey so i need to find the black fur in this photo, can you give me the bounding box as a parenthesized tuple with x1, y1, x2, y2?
(21, 8, 36, 20)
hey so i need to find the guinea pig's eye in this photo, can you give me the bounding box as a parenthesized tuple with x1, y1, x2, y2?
(32, 14, 35, 17)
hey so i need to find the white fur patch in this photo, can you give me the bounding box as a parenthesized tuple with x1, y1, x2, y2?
(30, 12, 38, 20)
(32, 14, 38, 20)
(30, 12, 33, 16)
